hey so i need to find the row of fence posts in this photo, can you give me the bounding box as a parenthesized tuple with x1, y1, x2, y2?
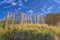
(5, 12, 45, 27)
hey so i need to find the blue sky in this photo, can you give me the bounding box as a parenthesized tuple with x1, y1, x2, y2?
(0, 0, 60, 20)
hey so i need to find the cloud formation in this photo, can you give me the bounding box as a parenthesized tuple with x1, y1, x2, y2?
(27, 10, 33, 14)
(0, 1, 5, 5)
(4, 0, 14, 3)
(53, 0, 60, 4)
(40, 5, 54, 15)
(11, 2, 17, 5)
(24, 0, 28, 2)
(2, 0, 23, 9)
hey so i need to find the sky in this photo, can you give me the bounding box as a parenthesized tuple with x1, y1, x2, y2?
(0, 0, 60, 20)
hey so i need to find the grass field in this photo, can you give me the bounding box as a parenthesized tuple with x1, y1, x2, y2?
(0, 24, 60, 40)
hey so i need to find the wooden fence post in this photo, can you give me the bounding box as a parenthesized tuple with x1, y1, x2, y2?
(20, 13, 24, 24)
(34, 14, 40, 24)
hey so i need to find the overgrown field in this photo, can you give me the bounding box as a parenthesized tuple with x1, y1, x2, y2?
(0, 24, 60, 40)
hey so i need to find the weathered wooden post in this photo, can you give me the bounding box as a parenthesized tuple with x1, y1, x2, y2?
(20, 13, 24, 24)
(34, 14, 36, 24)
(22, 14, 27, 24)
(5, 12, 13, 27)
(24, 14, 28, 24)
(5, 12, 9, 27)
(27, 14, 32, 24)
(11, 13, 15, 25)
(15, 12, 21, 24)
(37, 14, 40, 24)
(34, 14, 40, 24)
(40, 16, 45, 24)
(29, 14, 32, 24)
(5, 12, 10, 27)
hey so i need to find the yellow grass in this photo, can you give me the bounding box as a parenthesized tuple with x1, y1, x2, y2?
(0, 24, 60, 35)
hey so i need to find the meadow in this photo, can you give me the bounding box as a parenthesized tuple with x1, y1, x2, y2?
(0, 24, 60, 40)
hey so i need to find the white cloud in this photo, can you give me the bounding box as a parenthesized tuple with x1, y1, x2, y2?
(18, 8, 21, 10)
(3, 0, 23, 6)
(15, 9, 17, 12)
(19, 0, 22, 3)
(4, 0, 14, 3)
(3, 5, 13, 8)
(27, 10, 33, 13)
(47, 6, 53, 11)
(53, 0, 60, 4)
(11, 2, 17, 5)
(18, 3, 23, 6)
(58, 6, 60, 8)
(24, 0, 28, 2)
(3, 0, 23, 8)
(41, 9, 46, 12)
(0, 1, 5, 5)
(40, 5, 54, 15)
(18, 0, 23, 6)
(41, 5, 47, 12)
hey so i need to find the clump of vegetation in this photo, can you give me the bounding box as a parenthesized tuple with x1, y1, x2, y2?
(1, 28, 55, 40)
(0, 24, 58, 40)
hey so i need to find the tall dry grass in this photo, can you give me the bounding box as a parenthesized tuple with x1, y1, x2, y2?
(0, 24, 60, 40)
